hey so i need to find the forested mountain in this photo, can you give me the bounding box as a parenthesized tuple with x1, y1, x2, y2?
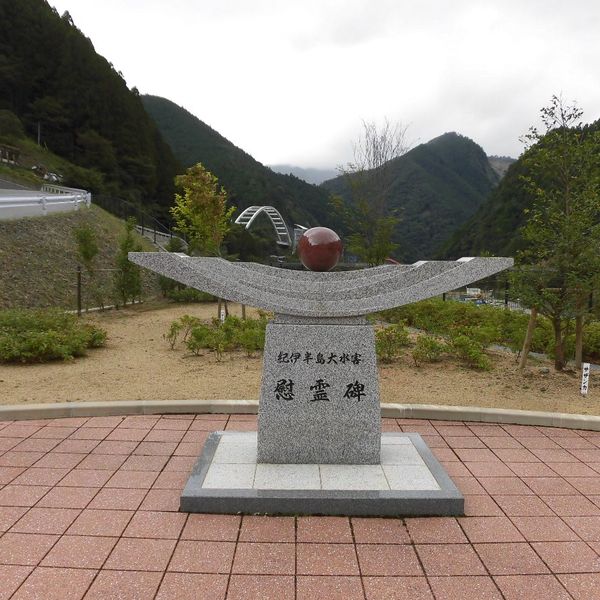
(269, 164, 338, 185)
(142, 95, 333, 228)
(321, 132, 499, 262)
(439, 119, 600, 259)
(0, 0, 180, 216)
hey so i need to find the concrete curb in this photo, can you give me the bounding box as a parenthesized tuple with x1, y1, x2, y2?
(1, 399, 600, 432)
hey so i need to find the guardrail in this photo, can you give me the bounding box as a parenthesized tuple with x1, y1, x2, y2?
(0, 185, 91, 220)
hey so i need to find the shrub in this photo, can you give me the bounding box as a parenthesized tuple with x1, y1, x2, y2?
(412, 335, 446, 366)
(375, 323, 410, 363)
(185, 324, 214, 356)
(0, 309, 107, 363)
(449, 334, 491, 370)
(165, 288, 215, 303)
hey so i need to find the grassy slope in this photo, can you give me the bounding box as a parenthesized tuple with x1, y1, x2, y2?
(0, 205, 158, 309)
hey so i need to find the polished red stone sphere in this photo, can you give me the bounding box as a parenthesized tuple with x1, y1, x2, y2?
(297, 227, 343, 271)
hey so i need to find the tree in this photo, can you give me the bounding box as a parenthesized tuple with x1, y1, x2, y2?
(114, 218, 143, 306)
(334, 118, 410, 265)
(512, 96, 600, 371)
(170, 163, 235, 256)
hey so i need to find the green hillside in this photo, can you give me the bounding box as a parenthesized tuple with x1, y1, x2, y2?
(142, 95, 334, 228)
(321, 132, 499, 262)
(439, 119, 600, 259)
(0, 205, 158, 310)
(0, 1, 180, 216)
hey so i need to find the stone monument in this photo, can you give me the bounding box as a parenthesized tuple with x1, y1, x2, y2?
(129, 230, 512, 516)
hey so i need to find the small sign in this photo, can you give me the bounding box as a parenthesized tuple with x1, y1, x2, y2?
(220, 308, 226, 323)
(581, 362, 591, 396)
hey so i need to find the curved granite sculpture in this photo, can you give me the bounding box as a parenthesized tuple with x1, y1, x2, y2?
(130, 251, 513, 468)
(128, 253, 513, 318)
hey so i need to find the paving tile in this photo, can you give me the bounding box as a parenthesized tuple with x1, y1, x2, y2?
(10, 566, 96, 600)
(297, 516, 353, 543)
(455, 448, 500, 462)
(52, 439, 100, 454)
(459, 516, 524, 543)
(153, 418, 192, 431)
(297, 543, 359, 575)
(478, 477, 534, 495)
(351, 517, 409, 544)
(570, 449, 600, 462)
(92, 441, 139, 455)
(558, 573, 600, 600)
(507, 462, 558, 477)
(419, 435, 448, 448)
(105, 537, 176, 571)
(380, 444, 426, 464)
(12, 438, 60, 452)
(106, 470, 158, 489)
(531, 449, 579, 462)
(0, 425, 42, 438)
(532, 541, 600, 573)
(181, 514, 241, 541)
(184, 419, 225, 432)
(0, 466, 25, 485)
(0, 506, 28, 532)
(0, 452, 44, 468)
(0, 532, 59, 565)
(155, 572, 227, 600)
(480, 436, 523, 449)
(383, 465, 440, 490)
(139, 489, 181, 512)
(416, 543, 486, 576)
(463, 495, 504, 517)
(356, 544, 422, 576)
(493, 495, 555, 516)
(405, 517, 467, 544)
(435, 425, 473, 437)
(297, 575, 364, 600)
(133, 441, 179, 456)
(36, 486, 98, 509)
(119, 455, 169, 471)
(468, 425, 510, 436)
(563, 516, 600, 541)
(0, 565, 33, 600)
(31, 427, 76, 440)
(494, 574, 571, 600)
(45, 418, 88, 428)
(474, 542, 549, 575)
(67, 427, 112, 440)
(144, 429, 186, 442)
(76, 454, 127, 470)
(169, 540, 236, 573)
(174, 441, 205, 456)
(521, 477, 578, 495)
(542, 495, 600, 516)
(239, 516, 295, 542)
(123, 510, 187, 539)
(431, 448, 459, 462)
(12, 467, 69, 486)
(105, 428, 147, 442)
(67, 509, 134, 536)
(466, 462, 515, 477)
(549, 462, 600, 477)
(202, 464, 255, 489)
(428, 576, 502, 600)
(0, 485, 50, 507)
(439, 461, 471, 477)
(40, 535, 117, 568)
(452, 477, 486, 494)
(152, 470, 189, 489)
(87, 488, 146, 510)
(362, 576, 433, 599)
(444, 436, 486, 449)
(232, 542, 295, 575)
(492, 448, 540, 463)
(566, 477, 600, 495)
(11, 507, 80, 534)
(33, 452, 84, 469)
(511, 516, 579, 542)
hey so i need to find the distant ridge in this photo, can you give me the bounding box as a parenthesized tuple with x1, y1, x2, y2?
(142, 95, 334, 228)
(269, 164, 338, 185)
(321, 132, 499, 262)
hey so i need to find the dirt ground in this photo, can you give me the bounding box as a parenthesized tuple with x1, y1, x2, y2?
(0, 302, 597, 415)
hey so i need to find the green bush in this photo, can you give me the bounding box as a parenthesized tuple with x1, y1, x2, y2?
(375, 323, 410, 363)
(412, 335, 446, 366)
(0, 309, 107, 363)
(169, 313, 268, 359)
(449, 334, 491, 370)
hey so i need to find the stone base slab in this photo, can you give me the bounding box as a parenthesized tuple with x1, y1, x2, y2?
(180, 432, 464, 516)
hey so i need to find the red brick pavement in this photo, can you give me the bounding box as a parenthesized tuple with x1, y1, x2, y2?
(0, 414, 599, 598)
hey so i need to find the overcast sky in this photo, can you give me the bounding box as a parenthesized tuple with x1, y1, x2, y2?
(50, 0, 600, 168)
